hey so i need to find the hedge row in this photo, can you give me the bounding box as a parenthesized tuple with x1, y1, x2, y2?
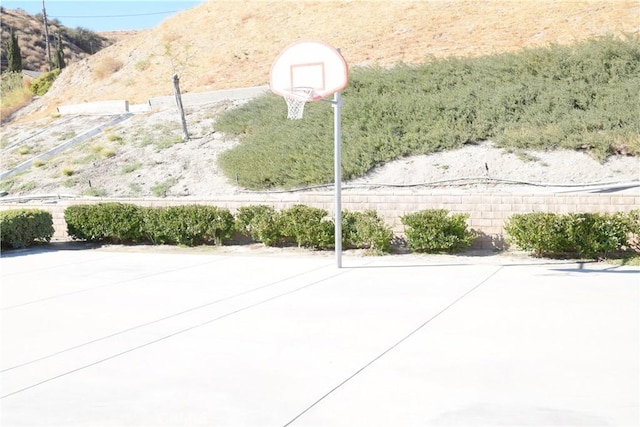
(63, 203, 475, 254)
(4, 205, 637, 259)
(0, 209, 54, 249)
(64, 204, 234, 247)
(235, 205, 396, 252)
(505, 211, 640, 258)
(64, 203, 397, 252)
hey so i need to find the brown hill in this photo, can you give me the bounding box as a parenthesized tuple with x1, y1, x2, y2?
(0, 7, 113, 72)
(21, 0, 640, 118)
(97, 30, 140, 46)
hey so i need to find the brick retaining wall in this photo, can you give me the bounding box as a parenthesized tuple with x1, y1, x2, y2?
(1, 192, 637, 249)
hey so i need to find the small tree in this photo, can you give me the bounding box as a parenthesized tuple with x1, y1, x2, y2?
(6, 29, 22, 73)
(54, 32, 66, 70)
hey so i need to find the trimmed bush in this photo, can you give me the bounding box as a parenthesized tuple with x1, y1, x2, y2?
(626, 210, 640, 253)
(342, 210, 394, 253)
(505, 211, 640, 258)
(401, 209, 476, 253)
(65, 203, 146, 243)
(234, 205, 282, 246)
(280, 205, 334, 249)
(0, 209, 54, 249)
(233, 205, 394, 253)
(566, 213, 631, 258)
(66, 203, 234, 246)
(144, 205, 234, 246)
(503, 212, 571, 256)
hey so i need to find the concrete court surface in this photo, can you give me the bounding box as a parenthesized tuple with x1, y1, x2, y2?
(0, 245, 638, 427)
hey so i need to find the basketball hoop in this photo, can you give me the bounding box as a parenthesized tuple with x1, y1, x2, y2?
(270, 40, 348, 121)
(283, 87, 315, 120)
(270, 40, 349, 267)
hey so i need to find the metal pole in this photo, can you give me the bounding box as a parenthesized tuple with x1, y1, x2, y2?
(42, 0, 52, 70)
(333, 90, 342, 268)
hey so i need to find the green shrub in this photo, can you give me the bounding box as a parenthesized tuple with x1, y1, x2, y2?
(566, 213, 631, 258)
(280, 205, 334, 249)
(0, 209, 54, 249)
(143, 205, 234, 246)
(234, 205, 282, 246)
(505, 211, 640, 258)
(65, 203, 146, 243)
(401, 209, 476, 253)
(29, 69, 61, 96)
(151, 178, 176, 197)
(66, 203, 234, 246)
(217, 35, 640, 190)
(342, 210, 394, 253)
(626, 210, 640, 252)
(503, 212, 572, 256)
(234, 205, 394, 252)
(140, 207, 171, 244)
(120, 162, 141, 174)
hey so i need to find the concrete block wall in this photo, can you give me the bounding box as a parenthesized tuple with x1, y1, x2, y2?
(57, 100, 129, 115)
(1, 192, 637, 249)
(148, 86, 270, 109)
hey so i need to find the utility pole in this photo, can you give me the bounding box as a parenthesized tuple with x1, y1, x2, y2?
(42, 0, 52, 70)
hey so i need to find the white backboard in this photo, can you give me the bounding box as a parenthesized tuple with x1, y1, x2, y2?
(270, 40, 348, 100)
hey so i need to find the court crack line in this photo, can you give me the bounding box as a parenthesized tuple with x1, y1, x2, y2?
(283, 265, 505, 426)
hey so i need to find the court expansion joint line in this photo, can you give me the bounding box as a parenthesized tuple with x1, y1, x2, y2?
(1, 263, 333, 373)
(1, 255, 231, 311)
(283, 265, 505, 427)
(1, 252, 117, 278)
(0, 262, 362, 400)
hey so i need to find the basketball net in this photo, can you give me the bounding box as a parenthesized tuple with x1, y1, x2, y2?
(284, 87, 315, 120)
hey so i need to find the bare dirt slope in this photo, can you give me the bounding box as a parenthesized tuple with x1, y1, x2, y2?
(2, 104, 638, 199)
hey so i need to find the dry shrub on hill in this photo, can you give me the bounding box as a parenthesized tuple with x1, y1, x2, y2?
(93, 57, 124, 79)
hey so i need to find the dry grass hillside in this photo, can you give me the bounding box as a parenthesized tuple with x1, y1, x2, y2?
(21, 0, 640, 118)
(0, 7, 112, 72)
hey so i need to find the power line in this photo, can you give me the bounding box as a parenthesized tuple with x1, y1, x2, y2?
(51, 10, 180, 19)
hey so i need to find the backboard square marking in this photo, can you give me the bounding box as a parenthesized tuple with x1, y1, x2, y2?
(290, 62, 326, 92)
